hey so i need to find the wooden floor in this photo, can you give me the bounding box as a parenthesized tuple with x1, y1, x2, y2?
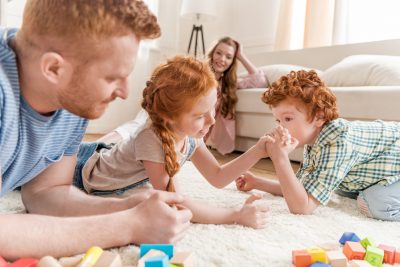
(84, 134, 300, 180)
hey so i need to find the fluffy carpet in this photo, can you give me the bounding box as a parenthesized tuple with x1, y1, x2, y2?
(2, 162, 400, 267)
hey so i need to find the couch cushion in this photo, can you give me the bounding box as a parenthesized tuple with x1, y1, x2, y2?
(322, 55, 400, 86)
(258, 64, 322, 85)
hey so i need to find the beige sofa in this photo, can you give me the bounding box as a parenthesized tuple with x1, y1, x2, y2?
(234, 39, 400, 161)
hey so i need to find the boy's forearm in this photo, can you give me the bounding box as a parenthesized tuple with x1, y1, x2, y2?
(21, 185, 144, 216)
(253, 176, 283, 196)
(272, 156, 313, 214)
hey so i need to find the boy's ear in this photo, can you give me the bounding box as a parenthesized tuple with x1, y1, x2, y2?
(314, 111, 326, 127)
(40, 52, 73, 85)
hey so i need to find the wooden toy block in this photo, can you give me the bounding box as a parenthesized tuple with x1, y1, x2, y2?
(138, 249, 167, 267)
(350, 260, 373, 267)
(37, 256, 62, 267)
(144, 255, 169, 267)
(364, 246, 384, 267)
(395, 249, 400, 263)
(58, 255, 83, 267)
(339, 232, 360, 245)
(343, 242, 366, 260)
(377, 244, 396, 264)
(0, 256, 8, 267)
(170, 265, 179, 267)
(307, 247, 328, 264)
(8, 258, 39, 267)
(309, 262, 331, 267)
(360, 238, 375, 249)
(326, 250, 347, 267)
(140, 244, 174, 259)
(77, 246, 103, 267)
(292, 250, 312, 267)
(93, 251, 122, 267)
(170, 252, 195, 267)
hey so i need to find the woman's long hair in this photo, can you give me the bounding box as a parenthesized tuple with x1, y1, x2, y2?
(142, 56, 217, 178)
(207, 36, 238, 119)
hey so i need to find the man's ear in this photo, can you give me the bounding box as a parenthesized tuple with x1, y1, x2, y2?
(314, 110, 326, 127)
(40, 52, 73, 85)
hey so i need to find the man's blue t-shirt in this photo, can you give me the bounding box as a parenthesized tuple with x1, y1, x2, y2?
(0, 28, 88, 196)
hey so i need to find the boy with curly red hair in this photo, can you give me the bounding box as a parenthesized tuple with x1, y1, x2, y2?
(236, 70, 400, 221)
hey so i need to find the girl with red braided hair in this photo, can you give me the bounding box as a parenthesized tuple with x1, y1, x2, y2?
(74, 56, 271, 227)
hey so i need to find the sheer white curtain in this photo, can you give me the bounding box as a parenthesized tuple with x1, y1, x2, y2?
(273, 0, 400, 51)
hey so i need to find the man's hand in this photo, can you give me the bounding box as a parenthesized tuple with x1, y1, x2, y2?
(236, 172, 257, 192)
(131, 191, 192, 244)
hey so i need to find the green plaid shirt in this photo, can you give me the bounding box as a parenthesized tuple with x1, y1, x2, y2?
(296, 118, 400, 205)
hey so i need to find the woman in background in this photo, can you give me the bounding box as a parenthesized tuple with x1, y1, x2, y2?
(99, 37, 267, 154)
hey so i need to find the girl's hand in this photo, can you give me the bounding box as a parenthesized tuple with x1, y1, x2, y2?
(254, 134, 275, 158)
(235, 172, 256, 192)
(266, 126, 298, 159)
(235, 194, 269, 229)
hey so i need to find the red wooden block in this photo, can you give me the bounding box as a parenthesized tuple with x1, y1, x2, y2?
(0, 256, 8, 267)
(378, 244, 396, 264)
(343, 241, 366, 260)
(394, 249, 400, 263)
(8, 258, 38, 267)
(292, 250, 312, 267)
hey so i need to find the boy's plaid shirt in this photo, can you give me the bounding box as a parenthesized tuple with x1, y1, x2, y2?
(297, 118, 400, 205)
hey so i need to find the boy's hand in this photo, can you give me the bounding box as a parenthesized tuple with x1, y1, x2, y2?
(254, 134, 275, 158)
(236, 172, 257, 192)
(234, 194, 269, 229)
(267, 126, 298, 159)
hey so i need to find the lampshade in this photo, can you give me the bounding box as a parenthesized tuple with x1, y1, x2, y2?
(180, 0, 217, 22)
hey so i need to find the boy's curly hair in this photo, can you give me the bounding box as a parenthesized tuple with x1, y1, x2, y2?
(262, 70, 339, 123)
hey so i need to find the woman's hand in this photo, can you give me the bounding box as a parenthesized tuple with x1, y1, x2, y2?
(234, 194, 269, 229)
(235, 40, 243, 61)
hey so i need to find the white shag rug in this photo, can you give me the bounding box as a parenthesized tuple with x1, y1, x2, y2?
(2, 162, 400, 267)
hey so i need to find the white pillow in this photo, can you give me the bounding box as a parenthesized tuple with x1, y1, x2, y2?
(322, 55, 400, 86)
(258, 64, 322, 85)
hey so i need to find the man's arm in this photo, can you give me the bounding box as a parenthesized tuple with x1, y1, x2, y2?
(0, 191, 192, 260)
(21, 155, 150, 216)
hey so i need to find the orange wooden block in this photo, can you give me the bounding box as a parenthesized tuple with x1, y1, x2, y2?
(292, 250, 312, 267)
(378, 244, 396, 264)
(343, 241, 366, 260)
(395, 249, 400, 263)
(8, 258, 39, 267)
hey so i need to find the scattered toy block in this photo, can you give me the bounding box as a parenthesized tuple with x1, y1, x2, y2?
(144, 255, 168, 267)
(309, 262, 331, 267)
(292, 250, 312, 267)
(360, 238, 375, 249)
(170, 252, 195, 267)
(343, 242, 366, 260)
(395, 249, 400, 263)
(77, 246, 103, 267)
(140, 244, 173, 259)
(364, 246, 384, 267)
(318, 242, 341, 251)
(58, 255, 83, 267)
(339, 232, 360, 245)
(377, 244, 395, 264)
(37, 256, 62, 267)
(0, 256, 8, 267)
(326, 250, 347, 267)
(93, 251, 122, 267)
(307, 247, 328, 264)
(138, 250, 167, 267)
(350, 260, 373, 267)
(8, 258, 39, 267)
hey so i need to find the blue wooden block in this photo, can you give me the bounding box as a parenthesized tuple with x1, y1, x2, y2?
(140, 244, 174, 259)
(339, 232, 360, 245)
(310, 262, 332, 267)
(144, 255, 169, 267)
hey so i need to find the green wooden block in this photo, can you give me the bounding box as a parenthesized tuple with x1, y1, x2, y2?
(364, 246, 384, 267)
(360, 237, 375, 249)
(169, 264, 179, 267)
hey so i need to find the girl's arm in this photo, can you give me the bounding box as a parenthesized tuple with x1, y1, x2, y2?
(236, 172, 283, 196)
(142, 160, 269, 228)
(191, 136, 272, 189)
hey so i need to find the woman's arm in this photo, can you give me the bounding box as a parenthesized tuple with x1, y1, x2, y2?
(235, 41, 258, 75)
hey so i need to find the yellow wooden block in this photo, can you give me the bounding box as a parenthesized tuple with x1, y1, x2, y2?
(307, 247, 328, 264)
